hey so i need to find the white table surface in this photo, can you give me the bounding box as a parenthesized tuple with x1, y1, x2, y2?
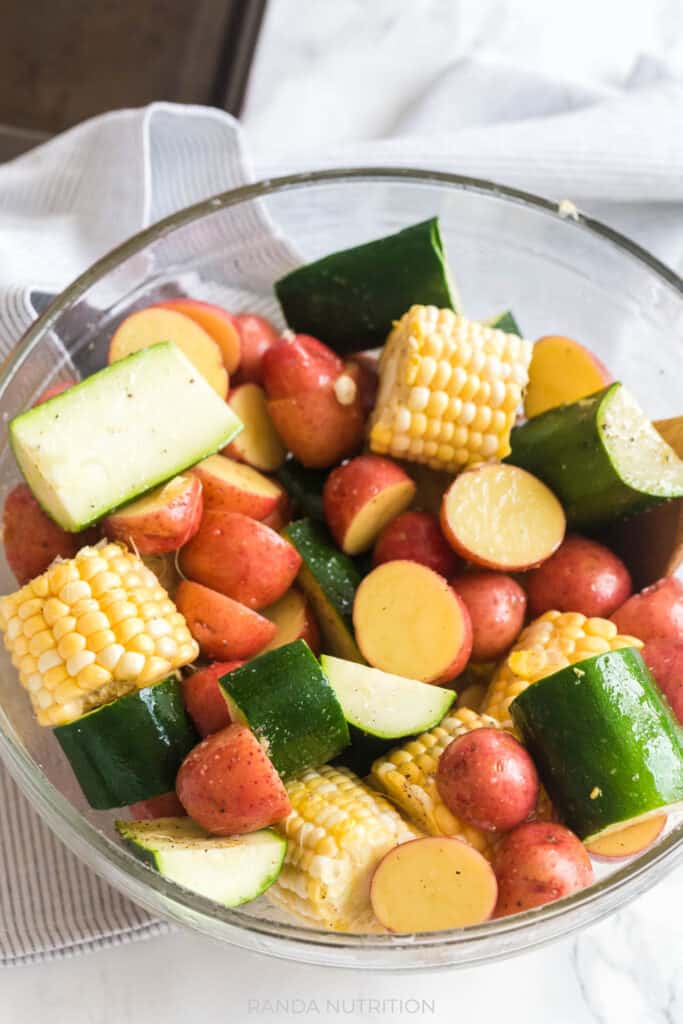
(5, 2, 682, 1020)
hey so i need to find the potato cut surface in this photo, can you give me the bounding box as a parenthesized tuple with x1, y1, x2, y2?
(343, 480, 416, 554)
(585, 813, 666, 860)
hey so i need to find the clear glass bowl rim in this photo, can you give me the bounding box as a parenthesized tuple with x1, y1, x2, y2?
(0, 167, 681, 968)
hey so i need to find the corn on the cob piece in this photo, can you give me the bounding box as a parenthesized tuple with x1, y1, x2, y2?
(482, 610, 643, 729)
(369, 707, 500, 855)
(0, 542, 199, 726)
(268, 764, 420, 932)
(369, 306, 532, 472)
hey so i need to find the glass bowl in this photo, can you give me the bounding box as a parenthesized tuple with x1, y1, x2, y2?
(0, 169, 681, 970)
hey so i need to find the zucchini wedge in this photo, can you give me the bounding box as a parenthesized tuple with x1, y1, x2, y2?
(511, 647, 683, 841)
(117, 818, 286, 906)
(483, 310, 521, 335)
(507, 383, 683, 528)
(220, 640, 350, 779)
(275, 218, 459, 353)
(55, 675, 197, 809)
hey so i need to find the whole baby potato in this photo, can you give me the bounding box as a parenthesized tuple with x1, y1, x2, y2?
(526, 535, 632, 619)
(611, 576, 683, 644)
(450, 572, 527, 661)
(494, 821, 594, 917)
(437, 728, 539, 832)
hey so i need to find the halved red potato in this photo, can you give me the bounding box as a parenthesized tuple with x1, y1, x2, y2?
(231, 313, 281, 385)
(179, 510, 301, 610)
(181, 661, 242, 736)
(192, 453, 282, 519)
(129, 791, 186, 819)
(103, 475, 203, 555)
(175, 580, 276, 660)
(353, 560, 472, 684)
(261, 494, 294, 532)
(585, 814, 667, 861)
(3, 483, 81, 584)
(370, 837, 497, 933)
(176, 724, 291, 835)
(261, 588, 320, 654)
(373, 510, 461, 578)
(642, 639, 683, 723)
(224, 382, 287, 472)
(108, 307, 228, 397)
(441, 464, 566, 571)
(323, 455, 416, 555)
(494, 821, 594, 917)
(525, 335, 612, 418)
(156, 298, 241, 373)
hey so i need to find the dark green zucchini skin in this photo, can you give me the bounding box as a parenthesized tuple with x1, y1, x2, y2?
(333, 727, 395, 778)
(219, 640, 350, 779)
(54, 676, 198, 810)
(283, 519, 364, 661)
(276, 460, 326, 522)
(507, 384, 663, 528)
(511, 648, 683, 840)
(274, 218, 458, 353)
(486, 311, 521, 335)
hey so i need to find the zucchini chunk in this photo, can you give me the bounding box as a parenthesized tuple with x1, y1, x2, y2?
(275, 218, 459, 353)
(117, 818, 286, 906)
(511, 647, 683, 841)
(507, 383, 683, 528)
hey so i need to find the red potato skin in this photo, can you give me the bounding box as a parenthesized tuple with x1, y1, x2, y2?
(129, 791, 186, 819)
(373, 511, 462, 578)
(436, 728, 539, 832)
(434, 588, 474, 684)
(181, 661, 243, 736)
(262, 333, 344, 400)
(191, 461, 282, 520)
(323, 455, 415, 552)
(34, 379, 78, 405)
(267, 383, 365, 469)
(180, 510, 301, 610)
(176, 581, 276, 660)
(155, 298, 241, 374)
(493, 821, 594, 918)
(611, 577, 683, 644)
(642, 639, 683, 724)
(104, 476, 203, 555)
(3, 484, 81, 584)
(450, 572, 527, 662)
(526, 535, 632, 619)
(260, 494, 294, 532)
(347, 353, 379, 415)
(231, 314, 281, 385)
(176, 724, 291, 836)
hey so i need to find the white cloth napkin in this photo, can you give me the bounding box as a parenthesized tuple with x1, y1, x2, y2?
(0, 56, 681, 965)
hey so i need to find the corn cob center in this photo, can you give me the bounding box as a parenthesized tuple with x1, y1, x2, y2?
(0, 542, 199, 726)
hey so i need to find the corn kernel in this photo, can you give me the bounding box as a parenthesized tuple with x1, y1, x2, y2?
(57, 633, 86, 660)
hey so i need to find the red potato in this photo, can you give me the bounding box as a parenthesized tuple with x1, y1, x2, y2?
(436, 728, 539, 832)
(450, 572, 527, 662)
(181, 661, 243, 736)
(642, 639, 683, 723)
(373, 510, 462, 577)
(611, 576, 683, 644)
(493, 821, 594, 917)
(348, 352, 379, 415)
(176, 723, 291, 835)
(224, 382, 287, 472)
(155, 298, 241, 373)
(103, 475, 203, 555)
(34, 379, 78, 405)
(371, 837, 498, 933)
(524, 335, 612, 419)
(585, 814, 667, 861)
(441, 464, 566, 571)
(261, 588, 320, 654)
(323, 455, 416, 555)
(108, 307, 228, 397)
(267, 383, 365, 469)
(353, 560, 473, 684)
(180, 510, 301, 610)
(192, 454, 283, 520)
(3, 483, 81, 584)
(231, 313, 281, 385)
(526, 535, 632, 619)
(262, 332, 344, 400)
(176, 580, 276, 660)
(260, 494, 294, 532)
(129, 791, 186, 819)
